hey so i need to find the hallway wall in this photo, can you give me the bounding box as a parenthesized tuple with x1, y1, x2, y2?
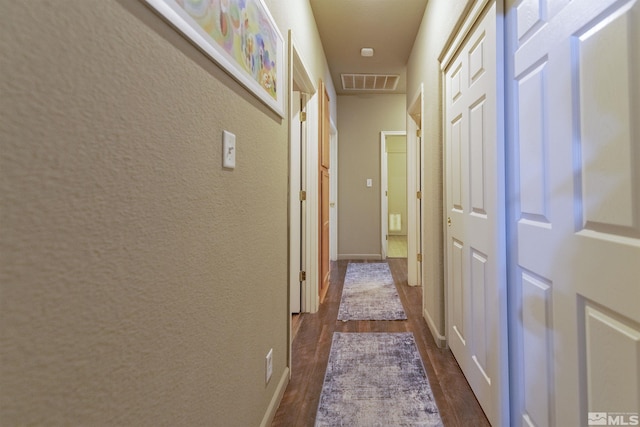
(0, 1, 333, 425)
(337, 94, 406, 259)
(406, 0, 474, 340)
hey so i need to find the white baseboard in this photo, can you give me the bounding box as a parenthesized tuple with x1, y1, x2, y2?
(423, 307, 447, 349)
(338, 254, 383, 260)
(260, 367, 290, 427)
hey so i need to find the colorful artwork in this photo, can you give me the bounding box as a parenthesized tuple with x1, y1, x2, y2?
(144, 0, 284, 116)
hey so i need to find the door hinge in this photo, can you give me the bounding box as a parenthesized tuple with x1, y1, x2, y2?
(417, 253, 422, 262)
(300, 111, 307, 122)
(417, 191, 422, 200)
(299, 271, 306, 281)
(386, 235, 388, 241)
(300, 190, 306, 201)
(417, 129, 422, 138)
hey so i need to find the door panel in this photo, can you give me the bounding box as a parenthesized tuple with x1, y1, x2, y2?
(507, 0, 640, 425)
(451, 238, 466, 345)
(520, 271, 553, 427)
(444, 2, 506, 424)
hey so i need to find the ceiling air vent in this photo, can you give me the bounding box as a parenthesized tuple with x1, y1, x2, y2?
(341, 74, 399, 91)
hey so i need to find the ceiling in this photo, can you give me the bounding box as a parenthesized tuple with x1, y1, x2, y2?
(309, 0, 429, 95)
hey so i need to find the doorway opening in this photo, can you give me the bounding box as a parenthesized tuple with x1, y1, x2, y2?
(380, 131, 408, 259)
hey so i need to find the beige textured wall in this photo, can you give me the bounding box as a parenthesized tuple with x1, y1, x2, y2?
(406, 0, 473, 339)
(337, 94, 406, 259)
(0, 0, 332, 425)
(386, 136, 407, 236)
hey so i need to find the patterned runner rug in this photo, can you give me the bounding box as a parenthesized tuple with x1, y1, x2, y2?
(315, 332, 443, 427)
(337, 262, 407, 321)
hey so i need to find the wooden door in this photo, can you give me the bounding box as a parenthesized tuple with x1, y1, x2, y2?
(319, 81, 330, 302)
(507, 0, 640, 425)
(443, 1, 508, 424)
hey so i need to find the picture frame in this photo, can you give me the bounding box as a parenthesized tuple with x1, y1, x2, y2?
(144, 0, 285, 117)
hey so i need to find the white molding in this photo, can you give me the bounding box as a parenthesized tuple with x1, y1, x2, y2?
(290, 32, 316, 95)
(439, 0, 491, 71)
(406, 84, 424, 287)
(259, 368, 290, 427)
(424, 307, 447, 348)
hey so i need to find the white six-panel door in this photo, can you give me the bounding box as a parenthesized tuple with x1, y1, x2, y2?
(443, 1, 509, 425)
(506, 0, 640, 426)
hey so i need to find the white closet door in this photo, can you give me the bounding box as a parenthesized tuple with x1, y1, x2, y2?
(507, 0, 640, 426)
(444, 2, 509, 424)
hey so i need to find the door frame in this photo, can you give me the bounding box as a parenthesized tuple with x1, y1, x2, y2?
(288, 31, 316, 370)
(290, 90, 305, 315)
(380, 130, 407, 259)
(407, 84, 424, 287)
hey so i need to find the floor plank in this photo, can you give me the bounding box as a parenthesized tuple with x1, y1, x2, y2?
(272, 259, 490, 427)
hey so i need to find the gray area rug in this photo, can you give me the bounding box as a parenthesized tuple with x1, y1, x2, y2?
(337, 262, 407, 321)
(315, 332, 443, 427)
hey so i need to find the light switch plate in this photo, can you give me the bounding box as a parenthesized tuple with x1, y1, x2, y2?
(366, 178, 372, 187)
(223, 130, 236, 169)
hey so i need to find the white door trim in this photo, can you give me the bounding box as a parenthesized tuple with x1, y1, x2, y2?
(407, 84, 424, 287)
(288, 31, 317, 373)
(290, 90, 303, 315)
(380, 131, 407, 260)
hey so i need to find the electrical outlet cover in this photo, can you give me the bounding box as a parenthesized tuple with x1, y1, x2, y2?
(265, 349, 273, 384)
(222, 130, 236, 169)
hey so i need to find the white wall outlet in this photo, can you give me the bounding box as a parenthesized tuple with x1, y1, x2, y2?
(222, 130, 236, 169)
(265, 349, 273, 384)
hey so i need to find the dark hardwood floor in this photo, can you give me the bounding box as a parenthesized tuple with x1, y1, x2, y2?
(272, 259, 491, 427)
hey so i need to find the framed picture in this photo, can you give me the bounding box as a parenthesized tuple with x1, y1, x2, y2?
(144, 0, 285, 117)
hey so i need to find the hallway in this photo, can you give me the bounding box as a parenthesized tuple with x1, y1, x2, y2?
(387, 235, 408, 258)
(272, 259, 490, 426)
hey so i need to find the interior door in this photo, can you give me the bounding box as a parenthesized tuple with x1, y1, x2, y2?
(290, 90, 308, 313)
(319, 81, 330, 302)
(416, 128, 423, 286)
(444, 2, 508, 424)
(507, 0, 640, 425)
(290, 91, 303, 313)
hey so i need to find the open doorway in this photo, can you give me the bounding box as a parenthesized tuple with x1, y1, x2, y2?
(380, 131, 407, 259)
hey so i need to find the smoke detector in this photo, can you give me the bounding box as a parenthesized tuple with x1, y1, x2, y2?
(360, 47, 374, 57)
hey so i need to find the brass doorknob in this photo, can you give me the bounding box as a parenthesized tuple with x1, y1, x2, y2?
(447, 217, 452, 227)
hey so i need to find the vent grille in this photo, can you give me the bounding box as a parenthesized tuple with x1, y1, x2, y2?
(341, 74, 399, 91)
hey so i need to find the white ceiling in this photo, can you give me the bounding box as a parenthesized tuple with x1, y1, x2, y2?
(309, 0, 429, 95)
